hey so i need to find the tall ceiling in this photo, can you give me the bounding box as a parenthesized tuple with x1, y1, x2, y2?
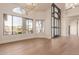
(0, 3, 65, 12)
(0, 3, 51, 11)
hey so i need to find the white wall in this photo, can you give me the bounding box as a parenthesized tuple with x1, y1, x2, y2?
(61, 6, 79, 37)
(45, 7, 51, 38)
(70, 19, 77, 36)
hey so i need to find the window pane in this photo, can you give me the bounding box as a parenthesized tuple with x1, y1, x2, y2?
(4, 14, 33, 35)
(26, 19, 33, 33)
(54, 28, 57, 35)
(52, 28, 54, 37)
(54, 13, 58, 18)
(52, 7, 53, 13)
(4, 14, 12, 35)
(55, 19, 59, 27)
(52, 17, 54, 27)
(36, 20, 44, 33)
(55, 7, 58, 12)
(13, 16, 23, 34)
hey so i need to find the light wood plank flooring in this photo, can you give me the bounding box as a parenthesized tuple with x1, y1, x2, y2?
(0, 37, 79, 55)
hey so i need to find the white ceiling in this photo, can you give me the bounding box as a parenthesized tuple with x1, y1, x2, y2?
(0, 3, 65, 12)
(0, 3, 51, 11)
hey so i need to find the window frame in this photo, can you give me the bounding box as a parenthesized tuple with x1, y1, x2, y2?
(3, 14, 33, 35)
(35, 20, 44, 33)
(12, 15, 23, 35)
(51, 3, 61, 38)
(3, 14, 13, 35)
(25, 18, 33, 34)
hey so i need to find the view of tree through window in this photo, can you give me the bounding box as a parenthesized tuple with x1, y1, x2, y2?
(13, 16, 23, 34)
(4, 14, 45, 35)
(3, 14, 33, 35)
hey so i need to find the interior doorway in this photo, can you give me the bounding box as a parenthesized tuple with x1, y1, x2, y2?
(68, 18, 79, 37)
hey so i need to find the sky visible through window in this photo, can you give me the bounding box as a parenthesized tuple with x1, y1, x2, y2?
(5, 15, 22, 26)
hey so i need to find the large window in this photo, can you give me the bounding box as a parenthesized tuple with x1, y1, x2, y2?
(13, 16, 23, 34)
(26, 19, 33, 33)
(4, 14, 12, 35)
(36, 20, 44, 33)
(51, 3, 61, 38)
(3, 14, 33, 35)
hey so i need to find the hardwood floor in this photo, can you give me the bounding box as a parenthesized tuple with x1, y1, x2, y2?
(0, 37, 79, 55)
